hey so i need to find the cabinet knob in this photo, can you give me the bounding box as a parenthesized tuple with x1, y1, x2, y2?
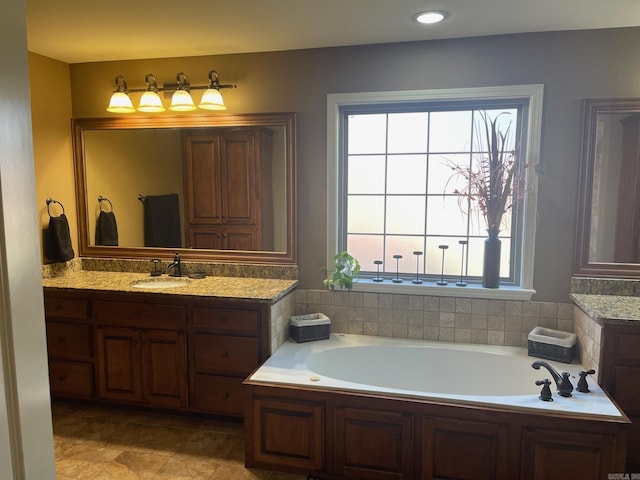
(222, 351, 229, 358)
(57, 337, 65, 343)
(222, 392, 230, 400)
(55, 304, 63, 311)
(58, 375, 68, 381)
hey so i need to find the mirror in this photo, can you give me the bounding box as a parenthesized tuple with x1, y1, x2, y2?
(72, 113, 297, 264)
(574, 98, 640, 277)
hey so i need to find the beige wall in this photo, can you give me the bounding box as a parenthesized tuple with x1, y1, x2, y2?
(31, 27, 640, 303)
(30, 52, 76, 263)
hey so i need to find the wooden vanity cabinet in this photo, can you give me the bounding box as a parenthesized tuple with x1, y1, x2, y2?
(189, 301, 269, 417)
(94, 297, 188, 409)
(182, 127, 274, 251)
(599, 322, 640, 468)
(44, 293, 94, 398)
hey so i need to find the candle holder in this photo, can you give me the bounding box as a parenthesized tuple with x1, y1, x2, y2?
(456, 240, 468, 287)
(412, 251, 423, 284)
(373, 260, 384, 282)
(392, 254, 403, 283)
(437, 245, 448, 286)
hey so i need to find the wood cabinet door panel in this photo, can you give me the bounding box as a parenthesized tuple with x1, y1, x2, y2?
(183, 135, 223, 224)
(610, 365, 640, 414)
(46, 321, 92, 359)
(192, 307, 260, 335)
(49, 360, 94, 397)
(422, 416, 509, 480)
(192, 374, 244, 416)
(221, 133, 255, 224)
(252, 397, 324, 470)
(96, 327, 142, 402)
(334, 407, 413, 480)
(44, 296, 90, 319)
(193, 334, 260, 375)
(521, 428, 619, 480)
(612, 332, 640, 360)
(141, 330, 187, 408)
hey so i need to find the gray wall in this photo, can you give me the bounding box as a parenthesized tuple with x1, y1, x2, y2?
(69, 27, 640, 303)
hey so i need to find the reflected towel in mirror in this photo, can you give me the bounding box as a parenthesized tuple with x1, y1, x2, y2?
(96, 210, 119, 246)
(143, 193, 182, 248)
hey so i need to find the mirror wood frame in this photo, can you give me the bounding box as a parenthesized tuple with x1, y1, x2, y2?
(574, 98, 640, 277)
(72, 112, 297, 264)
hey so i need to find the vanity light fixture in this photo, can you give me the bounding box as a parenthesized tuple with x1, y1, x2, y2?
(106, 70, 236, 114)
(415, 10, 448, 24)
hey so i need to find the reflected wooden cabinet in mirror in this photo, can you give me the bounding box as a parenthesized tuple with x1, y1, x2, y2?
(72, 113, 297, 264)
(574, 98, 640, 278)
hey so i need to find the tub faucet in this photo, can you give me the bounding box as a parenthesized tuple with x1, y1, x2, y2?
(531, 360, 574, 397)
(167, 253, 182, 277)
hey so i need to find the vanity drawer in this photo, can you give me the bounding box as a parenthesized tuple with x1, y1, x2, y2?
(44, 296, 90, 319)
(49, 360, 94, 397)
(192, 307, 260, 335)
(193, 334, 260, 375)
(192, 373, 244, 416)
(95, 300, 186, 330)
(46, 321, 92, 359)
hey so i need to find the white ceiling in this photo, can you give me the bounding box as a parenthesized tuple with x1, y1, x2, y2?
(26, 0, 640, 64)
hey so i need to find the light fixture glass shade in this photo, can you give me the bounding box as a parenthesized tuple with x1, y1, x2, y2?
(138, 91, 166, 112)
(107, 92, 135, 113)
(198, 88, 227, 110)
(415, 10, 447, 24)
(169, 89, 196, 111)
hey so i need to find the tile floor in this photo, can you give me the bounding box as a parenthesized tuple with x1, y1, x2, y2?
(52, 400, 307, 480)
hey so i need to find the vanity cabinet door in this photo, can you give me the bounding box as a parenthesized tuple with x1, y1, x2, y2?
(97, 327, 142, 402)
(141, 330, 187, 409)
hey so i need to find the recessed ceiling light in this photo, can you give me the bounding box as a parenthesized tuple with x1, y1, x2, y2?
(415, 10, 448, 25)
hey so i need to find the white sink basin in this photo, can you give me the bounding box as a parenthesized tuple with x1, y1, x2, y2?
(131, 277, 192, 289)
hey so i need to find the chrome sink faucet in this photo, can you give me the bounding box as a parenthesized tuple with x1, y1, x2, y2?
(167, 253, 182, 277)
(531, 360, 574, 397)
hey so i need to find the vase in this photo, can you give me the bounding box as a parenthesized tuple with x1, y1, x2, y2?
(483, 230, 501, 288)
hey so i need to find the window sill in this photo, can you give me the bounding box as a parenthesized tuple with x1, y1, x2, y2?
(350, 278, 536, 301)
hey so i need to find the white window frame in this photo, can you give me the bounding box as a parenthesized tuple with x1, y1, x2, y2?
(327, 85, 543, 300)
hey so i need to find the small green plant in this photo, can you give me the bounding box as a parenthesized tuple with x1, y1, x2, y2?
(323, 251, 361, 291)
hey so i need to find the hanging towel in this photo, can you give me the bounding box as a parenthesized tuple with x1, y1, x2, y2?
(96, 210, 119, 246)
(143, 194, 182, 248)
(46, 214, 74, 262)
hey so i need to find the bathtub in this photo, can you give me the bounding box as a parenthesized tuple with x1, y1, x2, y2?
(248, 333, 623, 418)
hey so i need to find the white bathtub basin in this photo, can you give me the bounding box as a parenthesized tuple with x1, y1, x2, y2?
(249, 333, 623, 418)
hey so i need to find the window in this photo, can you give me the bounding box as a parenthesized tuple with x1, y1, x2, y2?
(327, 86, 543, 300)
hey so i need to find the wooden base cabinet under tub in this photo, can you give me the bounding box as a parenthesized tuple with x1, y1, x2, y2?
(44, 289, 271, 416)
(244, 384, 628, 480)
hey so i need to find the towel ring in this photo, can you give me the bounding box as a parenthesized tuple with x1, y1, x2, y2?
(46, 198, 65, 217)
(137, 194, 146, 204)
(98, 196, 113, 212)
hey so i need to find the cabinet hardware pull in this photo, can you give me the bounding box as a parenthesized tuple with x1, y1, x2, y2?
(55, 304, 63, 310)
(58, 375, 67, 381)
(222, 392, 230, 400)
(57, 337, 65, 343)
(222, 351, 229, 358)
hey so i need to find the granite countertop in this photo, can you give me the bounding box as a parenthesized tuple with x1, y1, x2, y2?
(42, 270, 298, 303)
(571, 293, 640, 323)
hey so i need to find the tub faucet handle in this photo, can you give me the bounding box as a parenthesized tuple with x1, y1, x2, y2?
(577, 369, 596, 393)
(535, 379, 553, 402)
(558, 372, 574, 398)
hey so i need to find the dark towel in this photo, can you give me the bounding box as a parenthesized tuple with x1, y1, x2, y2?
(96, 211, 119, 246)
(46, 214, 74, 262)
(143, 194, 182, 248)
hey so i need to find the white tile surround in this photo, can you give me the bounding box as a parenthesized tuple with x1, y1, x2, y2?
(293, 289, 575, 348)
